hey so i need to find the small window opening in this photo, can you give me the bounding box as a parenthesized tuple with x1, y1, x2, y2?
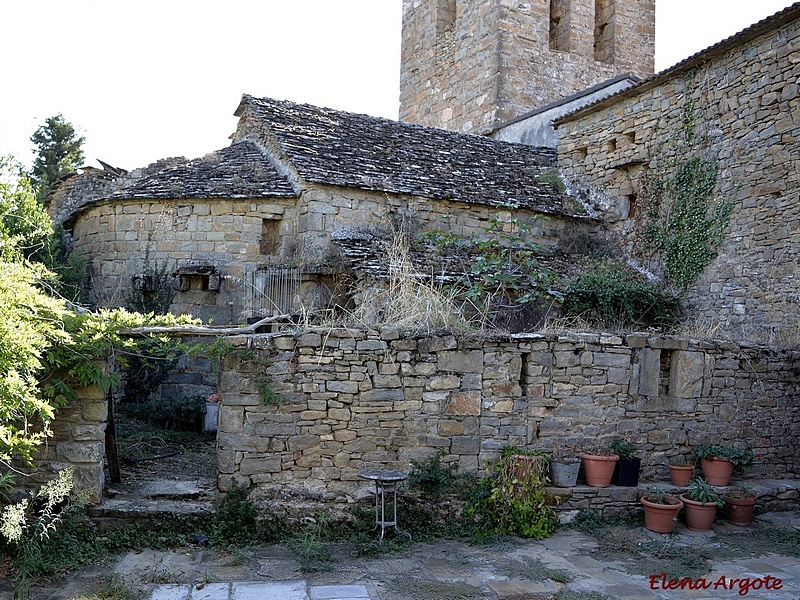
(550, 0, 570, 51)
(436, 0, 457, 35)
(627, 194, 637, 218)
(659, 350, 672, 396)
(594, 0, 614, 63)
(260, 218, 281, 255)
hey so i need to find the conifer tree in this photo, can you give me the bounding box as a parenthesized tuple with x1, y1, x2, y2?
(29, 114, 85, 201)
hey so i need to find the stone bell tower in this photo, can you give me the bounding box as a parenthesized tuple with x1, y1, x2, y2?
(399, 0, 655, 133)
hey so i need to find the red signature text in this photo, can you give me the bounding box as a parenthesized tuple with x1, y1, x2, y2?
(649, 573, 783, 596)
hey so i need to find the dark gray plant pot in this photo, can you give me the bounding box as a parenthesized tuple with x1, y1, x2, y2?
(550, 459, 581, 487)
(612, 457, 641, 487)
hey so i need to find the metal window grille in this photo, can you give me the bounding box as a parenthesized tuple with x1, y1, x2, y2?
(248, 266, 300, 318)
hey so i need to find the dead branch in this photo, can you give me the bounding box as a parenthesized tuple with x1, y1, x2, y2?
(121, 313, 293, 337)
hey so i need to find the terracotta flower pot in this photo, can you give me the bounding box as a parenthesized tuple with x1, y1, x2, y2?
(579, 452, 619, 487)
(680, 494, 720, 531)
(724, 493, 757, 525)
(669, 464, 694, 487)
(641, 496, 684, 534)
(700, 457, 734, 486)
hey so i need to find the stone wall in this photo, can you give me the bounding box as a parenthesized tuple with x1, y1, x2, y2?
(70, 185, 577, 325)
(400, 0, 654, 133)
(556, 10, 800, 341)
(216, 329, 800, 503)
(11, 376, 108, 504)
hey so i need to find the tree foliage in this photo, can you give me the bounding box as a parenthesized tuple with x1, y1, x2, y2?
(1, 152, 194, 466)
(28, 114, 85, 201)
(0, 157, 52, 262)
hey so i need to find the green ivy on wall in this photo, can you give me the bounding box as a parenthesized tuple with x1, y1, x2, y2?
(641, 155, 734, 290)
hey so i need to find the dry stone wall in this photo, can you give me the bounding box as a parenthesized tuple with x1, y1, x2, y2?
(11, 376, 108, 505)
(556, 13, 800, 341)
(217, 330, 800, 502)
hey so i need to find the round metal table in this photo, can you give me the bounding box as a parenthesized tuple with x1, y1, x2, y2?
(359, 469, 411, 542)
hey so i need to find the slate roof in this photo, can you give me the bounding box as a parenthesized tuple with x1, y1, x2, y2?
(237, 95, 575, 216)
(109, 141, 298, 200)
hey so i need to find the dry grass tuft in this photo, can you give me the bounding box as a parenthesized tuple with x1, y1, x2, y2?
(344, 233, 473, 335)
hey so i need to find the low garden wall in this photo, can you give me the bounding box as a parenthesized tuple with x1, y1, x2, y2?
(12, 380, 108, 504)
(216, 329, 800, 503)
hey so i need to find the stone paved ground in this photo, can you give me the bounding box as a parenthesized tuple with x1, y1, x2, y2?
(14, 511, 800, 600)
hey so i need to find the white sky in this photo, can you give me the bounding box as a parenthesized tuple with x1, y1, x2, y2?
(0, 0, 795, 171)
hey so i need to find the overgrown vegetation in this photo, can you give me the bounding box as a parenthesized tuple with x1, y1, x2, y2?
(641, 156, 734, 289)
(0, 468, 75, 599)
(125, 255, 175, 315)
(561, 261, 678, 330)
(418, 217, 563, 328)
(467, 449, 557, 539)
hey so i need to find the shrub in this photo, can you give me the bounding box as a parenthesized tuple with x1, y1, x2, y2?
(467, 452, 557, 539)
(119, 393, 206, 431)
(561, 262, 678, 330)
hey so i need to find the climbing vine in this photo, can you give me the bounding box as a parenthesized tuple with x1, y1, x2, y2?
(202, 338, 283, 406)
(641, 156, 734, 290)
(639, 68, 736, 291)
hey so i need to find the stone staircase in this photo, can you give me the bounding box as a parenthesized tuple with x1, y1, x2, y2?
(87, 476, 217, 525)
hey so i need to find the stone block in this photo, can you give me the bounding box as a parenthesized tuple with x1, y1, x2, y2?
(57, 442, 103, 464)
(219, 406, 244, 433)
(361, 389, 405, 402)
(372, 374, 401, 387)
(356, 340, 387, 352)
(428, 374, 461, 390)
(445, 391, 481, 416)
(418, 336, 457, 353)
(328, 408, 351, 421)
(239, 456, 282, 475)
(288, 435, 320, 451)
(669, 350, 705, 399)
(71, 425, 105, 441)
(451, 436, 480, 455)
(638, 348, 660, 397)
(334, 429, 357, 442)
(82, 400, 108, 423)
(438, 350, 483, 373)
(439, 420, 464, 436)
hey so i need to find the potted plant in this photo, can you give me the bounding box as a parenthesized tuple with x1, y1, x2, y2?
(549, 446, 580, 488)
(641, 486, 684, 534)
(668, 455, 695, 487)
(723, 484, 758, 525)
(579, 445, 619, 488)
(693, 445, 754, 486)
(610, 437, 640, 487)
(501, 446, 549, 484)
(680, 477, 724, 531)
